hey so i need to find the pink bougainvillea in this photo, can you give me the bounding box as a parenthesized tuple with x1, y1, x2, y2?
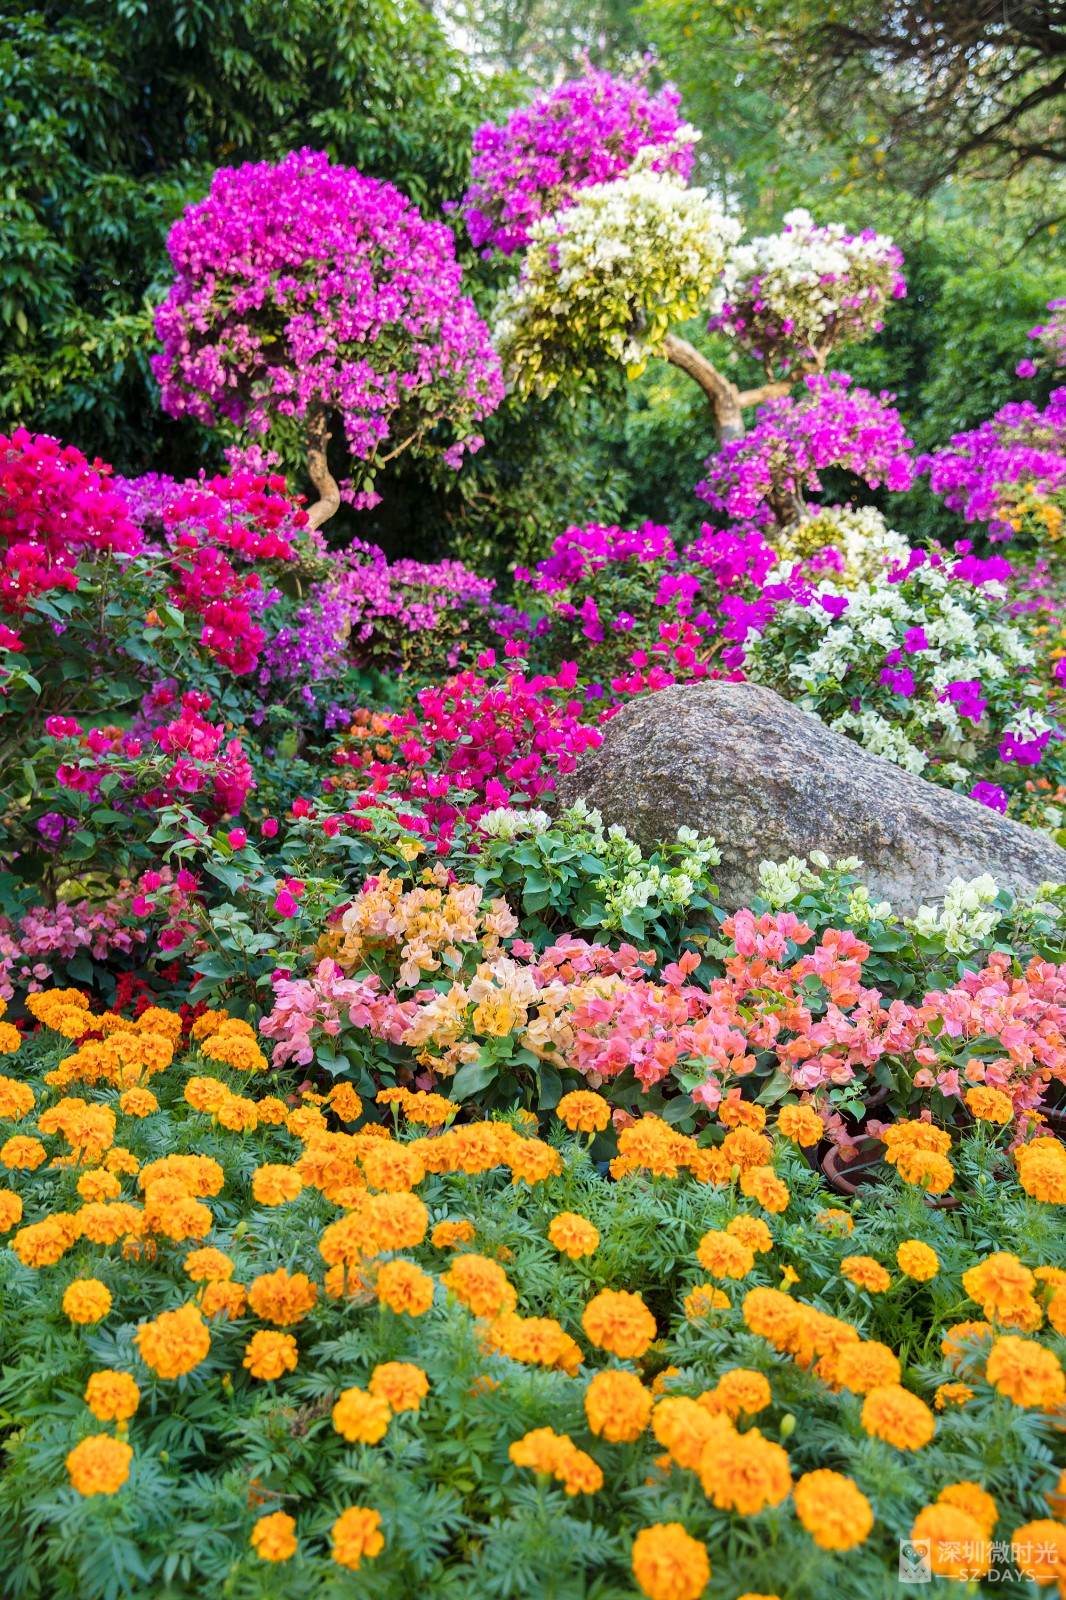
(921, 388, 1066, 539)
(461, 64, 696, 256)
(152, 150, 503, 501)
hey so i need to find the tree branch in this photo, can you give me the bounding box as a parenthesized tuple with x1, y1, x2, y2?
(304, 401, 341, 530)
(660, 333, 746, 441)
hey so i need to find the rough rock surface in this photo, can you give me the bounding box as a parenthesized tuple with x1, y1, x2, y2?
(557, 680, 1066, 913)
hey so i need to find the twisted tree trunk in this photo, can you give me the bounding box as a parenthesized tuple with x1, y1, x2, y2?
(304, 401, 341, 530)
(660, 333, 793, 443)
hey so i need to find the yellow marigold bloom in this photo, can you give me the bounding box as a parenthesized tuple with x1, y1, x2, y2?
(815, 1207, 853, 1235)
(631, 1523, 710, 1600)
(910, 1505, 990, 1579)
(719, 1099, 767, 1132)
(896, 1240, 939, 1281)
(714, 1369, 771, 1420)
(776, 1103, 823, 1147)
(66, 1434, 132, 1496)
(585, 1369, 652, 1442)
(653, 1397, 730, 1470)
(965, 1085, 1013, 1123)
(793, 1469, 873, 1550)
(12, 1213, 75, 1267)
(184, 1076, 230, 1114)
(1011, 1519, 1066, 1583)
(941, 1320, 993, 1369)
(934, 1381, 974, 1409)
(243, 1329, 298, 1381)
(985, 1335, 1066, 1408)
(829, 1340, 900, 1395)
(697, 1229, 754, 1280)
(548, 1211, 599, 1260)
(63, 1277, 112, 1325)
(684, 1283, 730, 1320)
(251, 1164, 304, 1207)
(739, 1164, 789, 1213)
(375, 1258, 434, 1316)
(250, 1510, 297, 1563)
(894, 1146, 955, 1193)
(135, 1303, 210, 1378)
(329, 1083, 364, 1122)
(962, 1252, 1036, 1319)
(0, 1074, 33, 1120)
(582, 1287, 656, 1359)
(698, 1428, 792, 1515)
(442, 1253, 514, 1319)
(360, 1140, 425, 1193)
(1, 1135, 46, 1171)
(199, 1280, 247, 1320)
(184, 1247, 234, 1283)
(0, 1187, 22, 1232)
(216, 1094, 259, 1133)
(1016, 1138, 1066, 1203)
(0, 1023, 21, 1056)
(939, 1482, 998, 1538)
(841, 1255, 891, 1293)
(861, 1384, 935, 1449)
(726, 1214, 773, 1254)
(431, 1218, 475, 1249)
(556, 1090, 611, 1133)
(331, 1506, 384, 1570)
(369, 1361, 429, 1413)
(248, 1267, 318, 1326)
(84, 1370, 140, 1423)
(332, 1385, 391, 1444)
(77, 1169, 121, 1202)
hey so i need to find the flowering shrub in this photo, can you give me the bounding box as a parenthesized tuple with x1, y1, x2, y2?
(461, 62, 698, 255)
(4, 997, 1066, 1596)
(767, 505, 911, 589)
(1019, 297, 1066, 378)
(709, 208, 906, 380)
(153, 150, 504, 525)
(922, 388, 1066, 544)
(493, 171, 741, 398)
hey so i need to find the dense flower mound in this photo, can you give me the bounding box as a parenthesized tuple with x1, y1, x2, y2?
(921, 388, 1066, 542)
(709, 208, 906, 378)
(695, 374, 915, 526)
(3, 990, 1066, 1597)
(461, 64, 698, 255)
(153, 150, 503, 477)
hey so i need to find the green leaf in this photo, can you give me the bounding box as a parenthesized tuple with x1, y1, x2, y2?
(450, 1056, 499, 1101)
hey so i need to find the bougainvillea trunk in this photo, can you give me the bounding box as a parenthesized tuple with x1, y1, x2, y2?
(305, 402, 341, 531)
(662, 333, 746, 442)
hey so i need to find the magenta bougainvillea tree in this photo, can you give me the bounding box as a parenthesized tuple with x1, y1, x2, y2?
(460, 62, 697, 257)
(921, 388, 1066, 540)
(153, 150, 504, 528)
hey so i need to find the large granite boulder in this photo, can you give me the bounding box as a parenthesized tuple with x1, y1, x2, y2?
(557, 680, 1066, 913)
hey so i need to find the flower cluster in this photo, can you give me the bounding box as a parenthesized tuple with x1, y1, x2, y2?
(922, 388, 1066, 543)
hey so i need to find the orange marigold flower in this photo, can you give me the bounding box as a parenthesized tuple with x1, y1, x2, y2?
(509, 1426, 602, 1496)
(199, 1279, 248, 1321)
(962, 1252, 1036, 1319)
(631, 1523, 710, 1600)
(653, 1397, 730, 1471)
(431, 1218, 475, 1250)
(74, 1200, 141, 1248)
(941, 1320, 993, 1370)
(66, 1434, 132, 1496)
(248, 1267, 318, 1327)
(369, 1361, 429, 1413)
(861, 1384, 935, 1449)
(216, 1094, 259, 1133)
(910, 1505, 990, 1579)
(104, 1146, 140, 1176)
(697, 1229, 754, 1280)
(331, 1506, 384, 1570)
(329, 1083, 364, 1122)
(252, 1164, 304, 1206)
(1, 1135, 46, 1171)
(0, 1075, 33, 1121)
(939, 1482, 998, 1538)
(894, 1146, 955, 1193)
(63, 1277, 112, 1325)
(934, 1381, 974, 1409)
(720, 1126, 772, 1171)
(77, 1169, 121, 1203)
(965, 1085, 1014, 1124)
(883, 1120, 951, 1157)
(507, 1137, 564, 1186)
(739, 1165, 789, 1213)
(118, 1088, 158, 1118)
(985, 1335, 1066, 1409)
(584, 1369, 653, 1443)
(135, 1302, 210, 1378)
(0, 1188, 21, 1233)
(332, 1386, 391, 1443)
(251, 1510, 297, 1563)
(727, 1214, 773, 1254)
(253, 1096, 289, 1126)
(684, 1283, 730, 1320)
(714, 1369, 771, 1420)
(366, 1190, 428, 1251)
(243, 1330, 298, 1381)
(184, 1076, 230, 1114)
(184, 1247, 234, 1283)
(776, 1104, 823, 1147)
(442, 1253, 514, 1319)
(319, 1211, 380, 1269)
(548, 1211, 600, 1260)
(1047, 1286, 1066, 1336)
(896, 1240, 939, 1281)
(360, 1141, 425, 1193)
(719, 1099, 767, 1132)
(830, 1341, 900, 1395)
(1011, 1519, 1066, 1583)
(556, 1090, 610, 1133)
(1016, 1138, 1066, 1203)
(84, 1370, 139, 1423)
(698, 1429, 792, 1514)
(793, 1469, 873, 1550)
(815, 1208, 853, 1235)
(138, 1153, 223, 1198)
(582, 1287, 656, 1359)
(375, 1258, 434, 1316)
(841, 1255, 891, 1293)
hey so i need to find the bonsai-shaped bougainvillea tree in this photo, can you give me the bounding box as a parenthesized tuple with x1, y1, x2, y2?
(467, 68, 906, 443)
(153, 150, 504, 529)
